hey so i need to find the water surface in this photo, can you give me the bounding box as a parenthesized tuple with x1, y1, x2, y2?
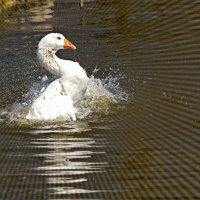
(0, 0, 200, 199)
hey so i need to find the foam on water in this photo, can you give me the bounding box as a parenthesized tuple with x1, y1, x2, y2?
(0, 71, 129, 125)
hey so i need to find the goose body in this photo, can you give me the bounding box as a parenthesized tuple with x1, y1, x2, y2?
(26, 33, 89, 121)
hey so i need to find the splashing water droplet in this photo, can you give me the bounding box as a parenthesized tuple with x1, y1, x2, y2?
(0, 71, 129, 124)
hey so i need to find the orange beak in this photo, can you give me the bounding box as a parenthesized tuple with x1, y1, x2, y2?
(63, 38, 76, 50)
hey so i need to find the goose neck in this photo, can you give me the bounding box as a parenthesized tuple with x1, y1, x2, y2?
(37, 46, 61, 77)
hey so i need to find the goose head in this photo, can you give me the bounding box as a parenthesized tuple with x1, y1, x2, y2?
(38, 33, 76, 51)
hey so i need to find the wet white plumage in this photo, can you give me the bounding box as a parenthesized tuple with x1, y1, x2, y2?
(26, 33, 89, 121)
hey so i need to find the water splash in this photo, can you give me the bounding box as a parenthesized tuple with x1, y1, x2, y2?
(0, 71, 129, 124)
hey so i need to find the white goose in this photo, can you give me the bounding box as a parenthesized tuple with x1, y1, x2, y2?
(26, 33, 89, 121)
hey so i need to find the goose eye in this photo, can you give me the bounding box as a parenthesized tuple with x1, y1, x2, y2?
(57, 37, 61, 40)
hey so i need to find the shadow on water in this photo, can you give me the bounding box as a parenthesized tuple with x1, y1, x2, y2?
(0, 0, 200, 199)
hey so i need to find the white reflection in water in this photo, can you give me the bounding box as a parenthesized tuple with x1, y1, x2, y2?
(49, 187, 98, 195)
(32, 132, 106, 195)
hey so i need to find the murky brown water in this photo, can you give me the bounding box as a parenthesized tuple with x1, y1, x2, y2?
(0, 0, 200, 199)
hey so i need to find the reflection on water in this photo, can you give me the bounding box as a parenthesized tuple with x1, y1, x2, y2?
(0, 127, 108, 199)
(28, 0, 54, 31)
(33, 134, 106, 195)
(0, 0, 200, 199)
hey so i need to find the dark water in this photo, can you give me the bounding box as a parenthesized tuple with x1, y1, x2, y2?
(0, 0, 200, 199)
